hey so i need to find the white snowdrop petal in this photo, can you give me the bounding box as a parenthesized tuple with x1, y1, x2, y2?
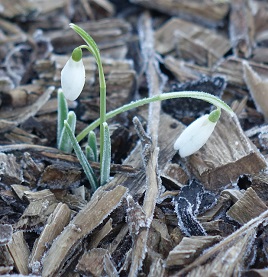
(174, 114, 217, 157)
(61, 58, 85, 101)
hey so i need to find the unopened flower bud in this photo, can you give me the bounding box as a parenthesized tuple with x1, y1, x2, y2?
(174, 109, 221, 157)
(61, 47, 85, 101)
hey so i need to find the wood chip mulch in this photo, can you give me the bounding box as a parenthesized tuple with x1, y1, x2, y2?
(0, 0, 268, 276)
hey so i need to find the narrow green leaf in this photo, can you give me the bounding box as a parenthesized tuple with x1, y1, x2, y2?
(85, 146, 96, 162)
(87, 131, 98, 162)
(64, 120, 98, 191)
(100, 122, 111, 186)
(58, 111, 76, 153)
(57, 89, 68, 148)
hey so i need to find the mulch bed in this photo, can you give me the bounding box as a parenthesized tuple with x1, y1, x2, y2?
(0, 0, 268, 276)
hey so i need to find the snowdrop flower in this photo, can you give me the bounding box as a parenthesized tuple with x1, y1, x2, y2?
(174, 109, 221, 157)
(61, 47, 85, 101)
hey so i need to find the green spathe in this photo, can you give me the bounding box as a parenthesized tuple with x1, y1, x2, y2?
(208, 108, 221, 123)
(72, 47, 83, 62)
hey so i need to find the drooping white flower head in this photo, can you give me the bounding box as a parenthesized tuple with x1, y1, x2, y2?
(174, 109, 221, 157)
(61, 47, 85, 101)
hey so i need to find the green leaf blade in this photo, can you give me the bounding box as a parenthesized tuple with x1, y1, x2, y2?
(64, 120, 98, 191)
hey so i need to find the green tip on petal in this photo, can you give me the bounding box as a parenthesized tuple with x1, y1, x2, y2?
(72, 47, 82, 62)
(208, 108, 221, 123)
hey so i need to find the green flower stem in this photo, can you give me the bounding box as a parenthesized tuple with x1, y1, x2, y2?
(100, 122, 111, 186)
(70, 23, 106, 164)
(76, 91, 234, 142)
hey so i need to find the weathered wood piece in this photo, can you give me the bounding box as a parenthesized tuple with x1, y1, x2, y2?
(4, 127, 46, 145)
(0, 86, 53, 133)
(0, 225, 13, 246)
(14, 190, 58, 230)
(244, 269, 268, 277)
(148, 257, 165, 277)
(37, 164, 82, 189)
(243, 61, 268, 122)
(175, 209, 268, 276)
(29, 202, 71, 275)
(88, 218, 113, 249)
(49, 19, 131, 59)
(166, 236, 221, 268)
(0, 153, 22, 184)
(0, 18, 26, 46)
(0, 246, 14, 274)
(164, 55, 268, 88)
(7, 231, 30, 275)
(251, 173, 268, 206)
(155, 18, 230, 67)
(41, 185, 127, 277)
(0, 0, 68, 18)
(187, 112, 267, 190)
(161, 163, 188, 189)
(76, 248, 117, 276)
(130, 0, 229, 26)
(229, 0, 255, 58)
(226, 187, 268, 224)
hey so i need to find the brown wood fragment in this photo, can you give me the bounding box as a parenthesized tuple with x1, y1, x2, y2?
(7, 231, 30, 275)
(128, 12, 166, 277)
(0, 225, 13, 246)
(0, 86, 53, 133)
(187, 112, 267, 190)
(49, 19, 131, 59)
(14, 189, 58, 230)
(126, 194, 147, 237)
(198, 192, 233, 222)
(4, 127, 46, 145)
(151, 219, 173, 257)
(176, 209, 268, 276)
(53, 190, 87, 211)
(29, 203, 71, 275)
(0, 153, 22, 184)
(164, 55, 268, 88)
(0, 246, 14, 274)
(76, 248, 117, 276)
(155, 18, 230, 67)
(37, 164, 82, 189)
(245, 268, 268, 277)
(251, 173, 268, 206)
(88, 218, 113, 249)
(166, 236, 221, 268)
(41, 185, 127, 277)
(0, 0, 69, 18)
(229, 0, 255, 58)
(108, 223, 129, 254)
(226, 187, 268, 224)
(243, 61, 268, 121)
(148, 257, 165, 277)
(161, 163, 188, 189)
(201, 220, 236, 237)
(130, 0, 229, 26)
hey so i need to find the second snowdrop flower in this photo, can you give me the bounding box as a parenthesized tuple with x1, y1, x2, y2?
(174, 109, 221, 157)
(61, 47, 85, 101)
